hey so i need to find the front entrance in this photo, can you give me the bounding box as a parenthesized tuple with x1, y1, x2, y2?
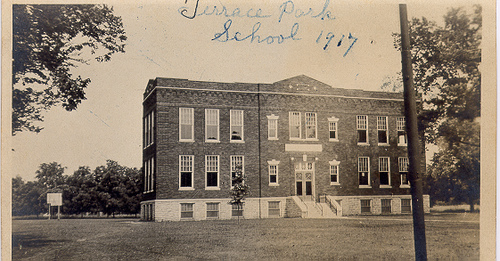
(295, 162, 315, 201)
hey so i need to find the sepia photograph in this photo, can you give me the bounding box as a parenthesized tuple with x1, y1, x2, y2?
(2, 0, 496, 260)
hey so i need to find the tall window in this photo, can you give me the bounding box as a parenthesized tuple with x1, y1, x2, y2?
(230, 110, 244, 141)
(358, 157, 370, 187)
(268, 160, 280, 185)
(179, 155, 194, 189)
(144, 156, 155, 193)
(328, 116, 339, 141)
(267, 114, 279, 140)
(357, 115, 368, 144)
(329, 160, 340, 185)
(179, 108, 194, 141)
(399, 157, 410, 187)
(397, 117, 407, 146)
(289, 112, 301, 139)
(206, 203, 220, 218)
(379, 157, 390, 187)
(180, 203, 194, 218)
(205, 109, 219, 142)
(305, 112, 317, 139)
(231, 156, 244, 187)
(205, 155, 219, 189)
(144, 110, 155, 147)
(377, 116, 388, 145)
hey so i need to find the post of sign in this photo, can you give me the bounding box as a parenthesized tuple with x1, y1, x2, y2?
(399, 4, 427, 261)
(47, 193, 63, 221)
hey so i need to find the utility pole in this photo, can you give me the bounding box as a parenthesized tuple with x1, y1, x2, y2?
(399, 4, 427, 261)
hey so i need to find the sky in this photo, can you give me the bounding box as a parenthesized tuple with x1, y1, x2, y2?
(9, 0, 474, 181)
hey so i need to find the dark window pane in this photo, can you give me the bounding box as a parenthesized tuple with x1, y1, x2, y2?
(270, 175, 277, 183)
(180, 172, 192, 187)
(359, 172, 369, 185)
(378, 130, 387, 143)
(207, 172, 218, 187)
(358, 130, 367, 143)
(331, 175, 337, 183)
(330, 131, 336, 139)
(380, 172, 389, 185)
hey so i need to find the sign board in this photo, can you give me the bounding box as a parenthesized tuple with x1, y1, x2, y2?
(47, 193, 63, 206)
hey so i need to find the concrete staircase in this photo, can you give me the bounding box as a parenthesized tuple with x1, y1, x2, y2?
(288, 196, 341, 218)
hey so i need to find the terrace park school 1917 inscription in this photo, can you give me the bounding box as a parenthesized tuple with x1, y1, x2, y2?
(178, 0, 358, 55)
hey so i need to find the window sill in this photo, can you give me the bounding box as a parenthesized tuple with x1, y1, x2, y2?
(230, 140, 245, 143)
(269, 183, 279, 186)
(329, 139, 339, 142)
(179, 187, 195, 191)
(359, 185, 372, 188)
(330, 182, 340, 186)
(205, 140, 220, 143)
(380, 185, 392, 188)
(289, 138, 319, 142)
(378, 143, 390, 146)
(268, 138, 279, 141)
(400, 185, 410, 188)
(179, 140, 195, 143)
(143, 143, 155, 150)
(357, 143, 370, 146)
(205, 187, 221, 190)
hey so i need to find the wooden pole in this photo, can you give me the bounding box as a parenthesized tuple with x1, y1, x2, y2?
(57, 205, 60, 221)
(48, 204, 51, 220)
(399, 4, 427, 260)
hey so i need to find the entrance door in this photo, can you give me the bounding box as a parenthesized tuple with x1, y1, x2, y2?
(295, 162, 314, 200)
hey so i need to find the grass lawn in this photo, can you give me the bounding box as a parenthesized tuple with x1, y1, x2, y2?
(12, 213, 479, 260)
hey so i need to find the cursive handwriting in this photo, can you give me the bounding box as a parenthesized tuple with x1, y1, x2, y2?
(212, 19, 301, 44)
(278, 0, 334, 23)
(316, 31, 358, 57)
(179, 0, 271, 19)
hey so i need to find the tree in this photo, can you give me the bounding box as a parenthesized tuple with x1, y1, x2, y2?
(64, 166, 97, 216)
(12, 4, 127, 134)
(12, 176, 47, 216)
(229, 165, 249, 223)
(387, 6, 481, 210)
(35, 162, 66, 189)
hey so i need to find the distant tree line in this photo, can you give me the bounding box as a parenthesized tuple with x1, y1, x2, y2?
(12, 160, 142, 217)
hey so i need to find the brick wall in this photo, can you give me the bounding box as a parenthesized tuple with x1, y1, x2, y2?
(142, 76, 427, 219)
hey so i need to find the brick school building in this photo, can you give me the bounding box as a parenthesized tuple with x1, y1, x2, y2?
(141, 75, 430, 221)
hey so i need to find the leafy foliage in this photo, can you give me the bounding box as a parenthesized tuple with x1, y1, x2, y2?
(229, 165, 249, 222)
(388, 6, 481, 143)
(12, 4, 127, 134)
(12, 161, 142, 217)
(387, 6, 481, 210)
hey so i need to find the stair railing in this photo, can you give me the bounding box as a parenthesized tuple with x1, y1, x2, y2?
(324, 195, 337, 216)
